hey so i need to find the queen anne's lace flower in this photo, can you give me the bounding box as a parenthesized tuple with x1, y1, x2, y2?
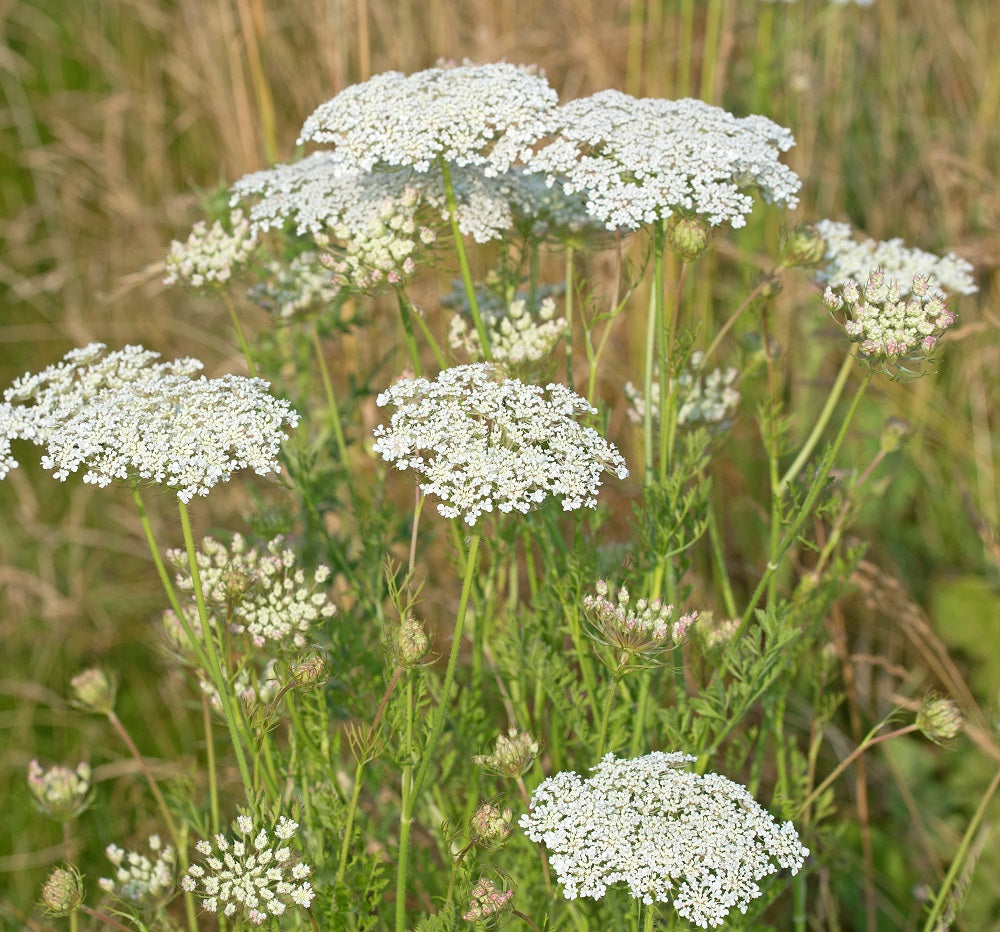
(99, 835, 176, 908)
(249, 251, 341, 319)
(27, 761, 92, 821)
(472, 727, 540, 778)
(2, 345, 298, 501)
(529, 90, 800, 231)
(297, 62, 559, 176)
(583, 580, 696, 667)
(372, 364, 628, 525)
(449, 295, 567, 367)
(815, 219, 976, 297)
(625, 352, 740, 427)
(163, 210, 258, 289)
(166, 533, 337, 648)
(1, 343, 202, 480)
(181, 815, 314, 925)
(823, 268, 957, 365)
(520, 752, 808, 928)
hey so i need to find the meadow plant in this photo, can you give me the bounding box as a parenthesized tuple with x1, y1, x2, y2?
(6, 50, 989, 932)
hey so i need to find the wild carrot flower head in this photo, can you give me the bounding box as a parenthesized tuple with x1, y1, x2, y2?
(463, 877, 515, 923)
(823, 268, 957, 369)
(372, 363, 628, 525)
(815, 220, 976, 298)
(473, 727, 541, 778)
(38, 865, 85, 917)
(583, 581, 697, 668)
(27, 760, 93, 821)
(373, 363, 628, 524)
(0, 343, 201, 479)
(297, 62, 559, 176)
(529, 90, 800, 231)
(625, 352, 740, 428)
(99, 835, 177, 908)
(449, 295, 567, 369)
(166, 534, 336, 649)
(469, 803, 514, 848)
(181, 814, 314, 924)
(163, 209, 258, 290)
(249, 251, 342, 320)
(520, 752, 808, 928)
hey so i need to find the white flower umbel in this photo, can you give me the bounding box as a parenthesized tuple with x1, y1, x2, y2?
(35, 372, 298, 502)
(249, 251, 341, 319)
(181, 814, 314, 925)
(297, 62, 558, 176)
(166, 533, 337, 649)
(1, 343, 202, 480)
(529, 90, 801, 231)
(99, 835, 176, 908)
(372, 364, 628, 525)
(163, 209, 258, 290)
(520, 752, 808, 929)
(625, 352, 740, 427)
(815, 219, 976, 297)
(823, 268, 957, 365)
(449, 295, 567, 367)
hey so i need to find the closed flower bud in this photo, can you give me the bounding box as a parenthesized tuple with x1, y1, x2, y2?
(667, 214, 713, 261)
(782, 223, 827, 268)
(390, 614, 430, 668)
(462, 877, 514, 922)
(472, 727, 540, 779)
(70, 667, 117, 715)
(879, 417, 911, 454)
(291, 653, 330, 687)
(916, 697, 963, 745)
(38, 865, 84, 916)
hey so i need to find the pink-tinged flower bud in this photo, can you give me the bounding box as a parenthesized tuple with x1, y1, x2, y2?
(70, 667, 117, 715)
(390, 614, 430, 668)
(27, 760, 93, 822)
(39, 865, 85, 916)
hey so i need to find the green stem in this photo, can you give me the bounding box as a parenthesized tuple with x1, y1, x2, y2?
(699, 0, 724, 102)
(131, 486, 184, 620)
(597, 672, 623, 757)
(309, 320, 349, 466)
(440, 159, 490, 361)
(177, 501, 256, 802)
(737, 367, 873, 637)
(778, 352, 855, 496)
(404, 294, 448, 371)
(564, 246, 575, 390)
(396, 531, 482, 931)
(223, 291, 258, 377)
(201, 692, 220, 834)
(922, 764, 1000, 932)
(395, 290, 424, 376)
(706, 505, 737, 618)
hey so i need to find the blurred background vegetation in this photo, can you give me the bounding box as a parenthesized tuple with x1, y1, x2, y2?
(1, 0, 997, 927)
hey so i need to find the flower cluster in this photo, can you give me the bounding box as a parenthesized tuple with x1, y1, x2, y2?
(462, 877, 515, 923)
(823, 268, 957, 365)
(99, 835, 176, 908)
(449, 295, 567, 368)
(583, 580, 696, 668)
(372, 364, 628, 524)
(815, 219, 976, 298)
(163, 210, 258, 289)
(1, 345, 298, 501)
(625, 353, 740, 429)
(297, 62, 558, 176)
(520, 752, 808, 928)
(181, 815, 314, 924)
(472, 727, 541, 778)
(529, 90, 800, 231)
(38, 866, 85, 917)
(249, 251, 341, 319)
(198, 661, 280, 716)
(166, 534, 337, 649)
(27, 760, 92, 821)
(469, 803, 514, 848)
(1, 343, 201, 480)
